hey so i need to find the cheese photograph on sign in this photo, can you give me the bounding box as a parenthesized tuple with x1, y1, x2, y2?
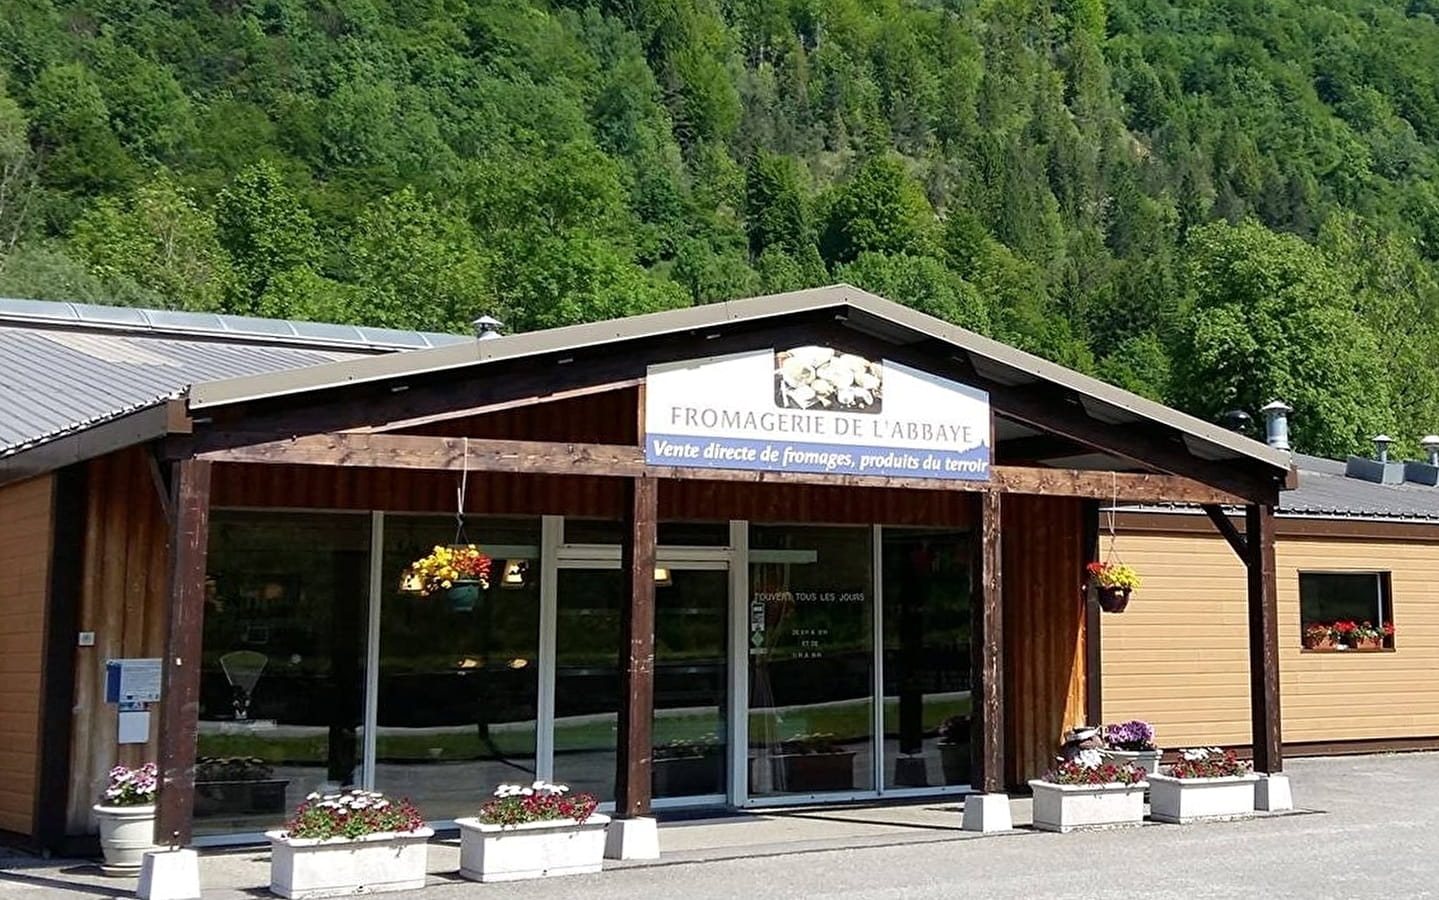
(645, 346, 991, 480)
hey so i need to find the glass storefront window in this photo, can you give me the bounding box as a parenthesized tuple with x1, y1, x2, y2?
(376, 516, 541, 822)
(196, 511, 371, 836)
(881, 530, 973, 789)
(747, 525, 874, 797)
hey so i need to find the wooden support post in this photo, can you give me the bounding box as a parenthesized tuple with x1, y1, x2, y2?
(155, 459, 213, 847)
(972, 491, 1004, 793)
(1245, 503, 1282, 773)
(1081, 499, 1102, 728)
(614, 476, 658, 817)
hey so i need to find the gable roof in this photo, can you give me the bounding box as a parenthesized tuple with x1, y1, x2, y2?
(0, 286, 1293, 489)
(187, 284, 1293, 475)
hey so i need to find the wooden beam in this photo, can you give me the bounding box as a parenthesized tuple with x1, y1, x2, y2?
(1081, 499, 1102, 728)
(190, 433, 1250, 504)
(352, 378, 645, 434)
(1245, 503, 1282, 773)
(614, 476, 658, 817)
(995, 434, 1092, 464)
(1202, 504, 1248, 559)
(973, 491, 1004, 793)
(155, 459, 213, 847)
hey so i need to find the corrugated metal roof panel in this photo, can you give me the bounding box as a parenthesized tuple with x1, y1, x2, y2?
(0, 296, 470, 351)
(0, 326, 368, 456)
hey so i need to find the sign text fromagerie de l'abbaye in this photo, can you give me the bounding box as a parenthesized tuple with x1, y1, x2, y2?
(644, 346, 991, 480)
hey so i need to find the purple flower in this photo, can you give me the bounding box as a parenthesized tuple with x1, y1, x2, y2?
(1102, 720, 1156, 751)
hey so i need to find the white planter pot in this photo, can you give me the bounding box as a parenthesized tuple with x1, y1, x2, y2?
(1148, 772, 1259, 824)
(455, 814, 610, 882)
(1028, 780, 1147, 833)
(1099, 748, 1161, 775)
(267, 827, 433, 899)
(92, 803, 158, 874)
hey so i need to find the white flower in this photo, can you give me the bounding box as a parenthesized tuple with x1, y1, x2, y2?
(1075, 748, 1104, 769)
(1180, 747, 1213, 762)
(520, 787, 534, 796)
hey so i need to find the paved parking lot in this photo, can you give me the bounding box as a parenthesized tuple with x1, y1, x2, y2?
(3, 752, 1435, 898)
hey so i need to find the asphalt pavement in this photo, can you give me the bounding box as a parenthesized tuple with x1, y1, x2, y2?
(3, 752, 1435, 899)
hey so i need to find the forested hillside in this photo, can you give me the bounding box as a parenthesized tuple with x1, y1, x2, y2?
(3, 0, 1439, 456)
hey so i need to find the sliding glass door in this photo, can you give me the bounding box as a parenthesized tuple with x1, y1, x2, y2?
(747, 525, 874, 798)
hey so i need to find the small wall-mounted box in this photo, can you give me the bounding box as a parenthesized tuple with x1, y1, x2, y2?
(77, 631, 96, 647)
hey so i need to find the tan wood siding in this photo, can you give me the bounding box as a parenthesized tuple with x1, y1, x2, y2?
(1102, 520, 1439, 749)
(66, 448, 169, 833)
(0, 474, 54, 836)
(1002, 495, 1087, 785)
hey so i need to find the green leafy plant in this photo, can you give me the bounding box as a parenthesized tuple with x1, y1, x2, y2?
(477, 781, 598, 827)
(282, 790, 425, 841)
(1168, 748, 1251, 779)
(1044, 750, 1146, 786)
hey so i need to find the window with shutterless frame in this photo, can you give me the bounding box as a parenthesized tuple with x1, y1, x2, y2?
(1298, 571, 1395, 651)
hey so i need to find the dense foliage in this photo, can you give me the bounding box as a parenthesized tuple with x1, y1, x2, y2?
(4, 0, 1439, 455)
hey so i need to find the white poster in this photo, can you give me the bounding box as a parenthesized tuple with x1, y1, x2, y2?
(645, 346, 991, 480)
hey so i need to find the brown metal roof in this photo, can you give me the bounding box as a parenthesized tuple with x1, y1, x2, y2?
(187, 284, 1292, 475)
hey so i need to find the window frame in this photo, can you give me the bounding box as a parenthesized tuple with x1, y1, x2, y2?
(1296, 569, 1395, 652)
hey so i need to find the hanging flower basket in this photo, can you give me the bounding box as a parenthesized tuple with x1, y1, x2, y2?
(403, 545, 492, 611)
(1086, 561, 1140, 614)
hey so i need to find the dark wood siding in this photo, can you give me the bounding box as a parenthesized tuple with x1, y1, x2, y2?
(1002, 494, 1088, 786)
(67, 448, 168, 833)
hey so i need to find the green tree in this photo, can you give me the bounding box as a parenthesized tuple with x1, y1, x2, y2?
(70, 178, 234, 311)
(819, 155, 936, 264)
(347, 187, 491, 331)
(1173, 221, 1393, 456)
(215, 161, 322, 309)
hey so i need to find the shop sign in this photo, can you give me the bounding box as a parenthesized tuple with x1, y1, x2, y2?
(645, 346, 990, 480)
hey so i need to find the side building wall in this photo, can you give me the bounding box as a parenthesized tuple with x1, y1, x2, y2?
(1102, 515, 1439, 750)
(0, 474, 54, 838)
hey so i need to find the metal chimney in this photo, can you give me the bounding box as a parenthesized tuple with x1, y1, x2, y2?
(1373, 434, 1393, 464)
(472, 315, 504, 341)
(1259, 400, 1292, 451)
(1423, 435, 1439, 467)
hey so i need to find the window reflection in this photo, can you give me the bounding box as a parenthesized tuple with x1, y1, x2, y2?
(376, 516, 541, 821)
(196, 512, 370, 835)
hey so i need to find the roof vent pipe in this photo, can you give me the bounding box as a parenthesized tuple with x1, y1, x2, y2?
(472, 315, 504, 341)
(1259, 400, 1292, 451)
(1373, 434, 1393, 464)
(1424, 436, 1439, 467)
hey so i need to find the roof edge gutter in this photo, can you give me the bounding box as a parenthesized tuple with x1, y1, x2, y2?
(0, 399, 191, 488)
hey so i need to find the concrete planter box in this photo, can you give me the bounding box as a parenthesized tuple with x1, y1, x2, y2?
(1029, 780, 1148, 832)
(1148, 772, 1259, 823)
(93, 803, 158, 874)
(1099, 748, 1161, 775)
(455, 814, 609, 882)
(267, 827, 433, 898)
